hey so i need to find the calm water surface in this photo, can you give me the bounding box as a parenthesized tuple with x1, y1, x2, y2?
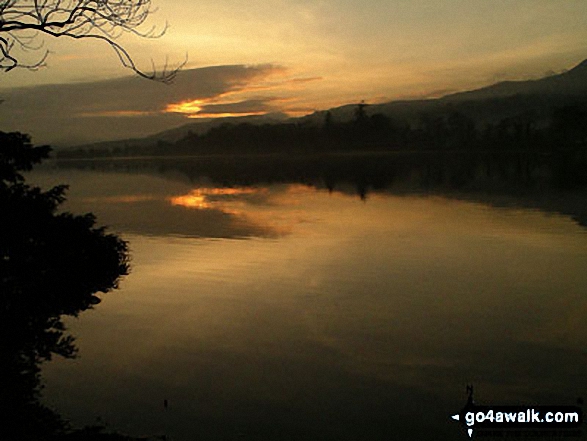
(29, 166, 587, 440)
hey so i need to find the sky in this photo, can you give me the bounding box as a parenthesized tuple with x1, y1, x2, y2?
(1, 0, 587, 145)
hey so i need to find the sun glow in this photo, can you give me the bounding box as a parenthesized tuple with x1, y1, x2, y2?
(186, 111, 267, 119)
(200, 188, 260, 196)
(170, 193, 209, 209)
(165, 98, 269, 119)
(163, 73, 325, 119)
(166, 99, 204, 114)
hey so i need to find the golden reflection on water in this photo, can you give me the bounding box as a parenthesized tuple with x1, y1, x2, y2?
(169, 187, 264, 211)
(34, 170, 587, 440)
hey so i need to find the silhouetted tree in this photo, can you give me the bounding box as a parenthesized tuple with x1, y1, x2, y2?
(551, 105, 587, 146)
(353, 101, 369, 125)
(323, 110, 333, 129)
(445, 111, 476, 148)
(0, 131, 130, 440)
(0, 0, 184, 82)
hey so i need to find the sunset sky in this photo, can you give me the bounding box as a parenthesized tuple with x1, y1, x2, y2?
(1, 0, 587, 145)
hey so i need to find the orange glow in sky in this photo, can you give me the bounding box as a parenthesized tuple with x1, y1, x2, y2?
(2, 0, 587, 147)
(186, 112, 268, 119)
(166, 99, 204, 115)
(170, 193, 210, 209)
(165, 96, 269, 118)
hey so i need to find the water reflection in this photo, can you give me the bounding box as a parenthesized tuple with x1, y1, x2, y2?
(53, 151, 587, 228)
(20, 152, 585, 439)
(170, 187, 264, 210)
(30, 162, 587, 440)
(30, 170, 293, 239)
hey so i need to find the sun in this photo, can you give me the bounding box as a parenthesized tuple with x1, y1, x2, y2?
(165, 99, 204, 115)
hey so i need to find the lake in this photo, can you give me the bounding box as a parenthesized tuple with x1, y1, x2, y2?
(28, 155, 587, 440)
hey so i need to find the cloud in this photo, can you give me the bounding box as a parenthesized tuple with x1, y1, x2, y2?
(167, 96, 282, 118)
(285, 76, 323, 85)
(189, 99, 277, 118)
(0, 64, 283, 146)
(163, 74, 323, 118)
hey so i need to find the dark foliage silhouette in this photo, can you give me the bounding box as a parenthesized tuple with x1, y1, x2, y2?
(0, 131, 130, 440)
(61, 101, 587, 159)
(0, 0, 184, 82)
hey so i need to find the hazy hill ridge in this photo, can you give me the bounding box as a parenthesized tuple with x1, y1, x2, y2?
(309, 58, 587, 125)
(64, 58, 587, 156)
(443, 58, 587, 101)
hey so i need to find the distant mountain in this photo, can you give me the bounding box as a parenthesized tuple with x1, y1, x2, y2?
(68, 58, 587, 153)
(146, 112, 289, 143)
(304, 58, 587, 126)
(443, 59, 587, 101)
(68, 112, 289, 152)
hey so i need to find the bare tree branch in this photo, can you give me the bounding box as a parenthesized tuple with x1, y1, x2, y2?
(0, 0, 185, 82)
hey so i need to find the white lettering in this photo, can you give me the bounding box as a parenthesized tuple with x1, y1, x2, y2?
(531, 409, 540, 423)
(565, 413, 579, 423)
(485, 410, 494, 422)
(466, 412, 475, 426)
(505, 412, 516, 422)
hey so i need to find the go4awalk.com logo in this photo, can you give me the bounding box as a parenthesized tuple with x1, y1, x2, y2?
(451, 386, 583, 438)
